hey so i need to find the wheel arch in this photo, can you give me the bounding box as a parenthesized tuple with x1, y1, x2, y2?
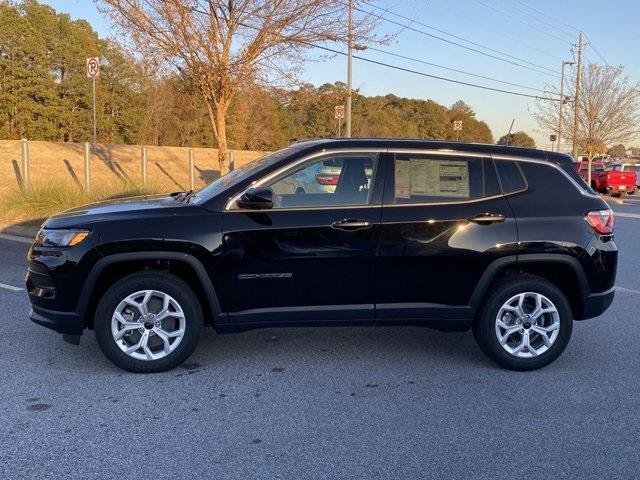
(77, 251, 222, 329)
(470, 254, 589, 320)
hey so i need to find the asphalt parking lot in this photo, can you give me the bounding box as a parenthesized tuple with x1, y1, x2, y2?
(1, 197, 639, 480)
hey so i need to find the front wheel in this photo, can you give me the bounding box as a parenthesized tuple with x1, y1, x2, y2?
(94, 272, 203, 373)
(473, 275, 573, 371)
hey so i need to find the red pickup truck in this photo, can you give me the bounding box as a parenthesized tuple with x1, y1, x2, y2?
(576, 160, 637, 195)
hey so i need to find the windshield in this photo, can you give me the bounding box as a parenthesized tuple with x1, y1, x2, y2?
(190, 145, 298, 204)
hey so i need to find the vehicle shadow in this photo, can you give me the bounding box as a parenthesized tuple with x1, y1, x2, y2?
(47, 325, 492, 375)
(190, 325, 489, 371)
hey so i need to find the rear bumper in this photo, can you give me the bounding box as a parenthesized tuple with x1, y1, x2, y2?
(578, 286, 615, 320)
(29, 306, 84, 335)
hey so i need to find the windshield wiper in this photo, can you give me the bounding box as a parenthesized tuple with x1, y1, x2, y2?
(182, 190, 196, 202)
(170, 190, 194, 202)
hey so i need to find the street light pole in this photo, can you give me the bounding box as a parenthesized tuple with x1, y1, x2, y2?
(345, 0, 353, 138)
(557, 60, 574, 153)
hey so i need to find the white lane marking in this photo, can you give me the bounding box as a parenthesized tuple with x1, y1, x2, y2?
(616, 286, 640, 295)
(613, 212, 640, 219)
(0, 282, 24, 292)
(0, 233, 33, 244)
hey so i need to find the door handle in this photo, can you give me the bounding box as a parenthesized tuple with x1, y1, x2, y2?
(468, 213, 505, 225)
(331, 219, 372, 230)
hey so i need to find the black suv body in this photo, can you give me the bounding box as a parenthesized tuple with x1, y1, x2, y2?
(27, 139, 617, 372)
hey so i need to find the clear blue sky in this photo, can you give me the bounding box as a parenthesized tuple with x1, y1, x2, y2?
(43, 0, 640, 148)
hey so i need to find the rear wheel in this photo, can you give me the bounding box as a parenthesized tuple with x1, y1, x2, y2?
(95, 272, 203, 373)
(473, 275, 573, 371)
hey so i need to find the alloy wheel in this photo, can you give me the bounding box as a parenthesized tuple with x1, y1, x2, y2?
(495, 292, 560, 358)
(111, 290, 186, 361)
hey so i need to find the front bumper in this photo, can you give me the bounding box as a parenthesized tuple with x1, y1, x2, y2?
(29, 306, 83, 335)
(578, 286, 615, 320)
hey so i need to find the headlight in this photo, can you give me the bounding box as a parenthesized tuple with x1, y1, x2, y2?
(36, 229, 90, 247)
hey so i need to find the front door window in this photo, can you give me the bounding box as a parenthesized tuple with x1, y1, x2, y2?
(264, 154, 378, 208)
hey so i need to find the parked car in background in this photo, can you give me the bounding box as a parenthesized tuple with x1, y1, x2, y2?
(577, 160, 637, 195)
(610, 163, 640, 191)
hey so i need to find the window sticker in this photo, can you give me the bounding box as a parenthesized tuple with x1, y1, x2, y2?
(394, 160, 411, 198)
(409, 158, 470, 198)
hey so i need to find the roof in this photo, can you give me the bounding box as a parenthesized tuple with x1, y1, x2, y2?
(292, 138, 575, 166)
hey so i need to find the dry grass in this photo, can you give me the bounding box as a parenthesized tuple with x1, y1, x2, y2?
(0, 140, 264, 197)
(0, 181, 167, 228)
(0, 140, 265, 228)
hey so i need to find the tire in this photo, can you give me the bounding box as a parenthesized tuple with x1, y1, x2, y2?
(94, 271, 203, 373)
(628, 188, 636, 195)
(472, 274, 573, 371)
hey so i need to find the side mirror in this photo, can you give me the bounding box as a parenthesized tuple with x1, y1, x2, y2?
(237, 186, 274, 210)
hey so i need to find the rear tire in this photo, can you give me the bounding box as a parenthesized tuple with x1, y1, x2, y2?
(473, 274, 573, 371)
(94, 271, 203, 373)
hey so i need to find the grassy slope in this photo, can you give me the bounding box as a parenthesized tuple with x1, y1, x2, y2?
(0, 140, 264, 229)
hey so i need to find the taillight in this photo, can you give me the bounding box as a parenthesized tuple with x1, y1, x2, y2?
(585, 209, 614, 234)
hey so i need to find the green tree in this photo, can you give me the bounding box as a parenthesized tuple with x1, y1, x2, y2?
(497, 131, 536, 148)
(0, 1, 57, 138)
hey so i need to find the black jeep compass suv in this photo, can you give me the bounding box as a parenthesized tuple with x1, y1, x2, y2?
(26, 139, 617, 372)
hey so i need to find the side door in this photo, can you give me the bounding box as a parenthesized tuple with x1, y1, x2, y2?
(375, 151, 519, 322)
(217, 150, 387, 324)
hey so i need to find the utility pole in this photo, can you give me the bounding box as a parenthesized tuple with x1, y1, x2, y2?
(345, 0, 353, 138)
(558, 60, 574, 153)
(572, 32, 584, 160)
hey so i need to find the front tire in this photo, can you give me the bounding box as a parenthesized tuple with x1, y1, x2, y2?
(94, 272, 203, 373)
(473, 275, 573, 371)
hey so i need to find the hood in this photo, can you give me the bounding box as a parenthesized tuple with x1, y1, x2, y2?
(43, 194, 188, 229)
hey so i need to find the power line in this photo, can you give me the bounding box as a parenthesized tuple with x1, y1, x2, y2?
(584, 33, 609, 65)
(358, 0, 560, 77)
(501, 0, 576, 39)
(508, 0, 580, 33)
(351, 4, 560, 79)
(474, 0, 573, 45)
(307, 42, 562, 102)
(365, 46, 549, 94)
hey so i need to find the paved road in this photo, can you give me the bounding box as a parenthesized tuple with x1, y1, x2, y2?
(1, 199, 639, 479)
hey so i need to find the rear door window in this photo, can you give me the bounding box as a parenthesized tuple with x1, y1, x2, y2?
(495, 160, 526, 193)
(391, 154, 499, 204)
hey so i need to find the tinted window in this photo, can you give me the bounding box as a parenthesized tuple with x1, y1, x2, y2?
(392, 154, 497, 204)
(262, 154, 378, 209)
(483, 158, 501, 197)
(561, 163, 593, 193)
(495, 160, 526, 193)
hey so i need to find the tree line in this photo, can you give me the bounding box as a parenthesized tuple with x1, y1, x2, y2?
(1, 1, 497, 157)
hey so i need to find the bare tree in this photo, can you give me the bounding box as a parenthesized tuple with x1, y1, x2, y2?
(534, 63, 640, 184)
(98, 0, 381, 174)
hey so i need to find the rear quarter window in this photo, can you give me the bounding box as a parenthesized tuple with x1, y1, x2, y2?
(518, 161, 588, 201)
(561, 163, 594, 193)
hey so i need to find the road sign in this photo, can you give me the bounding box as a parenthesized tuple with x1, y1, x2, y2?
(334, 105, 345, 120)
(453, 120, 463, 131)
(86, 57, 100, 79)
(549, 134, 558, 142)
